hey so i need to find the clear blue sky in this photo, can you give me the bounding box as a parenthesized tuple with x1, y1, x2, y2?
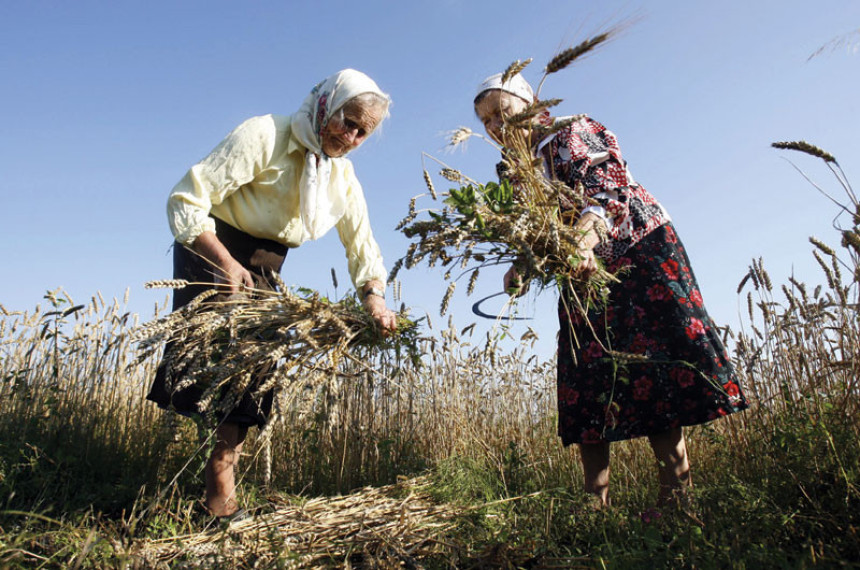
(1, 1, 857, 358)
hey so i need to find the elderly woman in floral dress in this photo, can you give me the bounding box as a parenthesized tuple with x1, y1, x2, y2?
(148, 69, 396, 518)
(474, 72, 748, 510)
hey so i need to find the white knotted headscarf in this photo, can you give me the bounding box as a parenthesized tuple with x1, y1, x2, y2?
(290, 69, 389, 242)
(475, 72, 535, 104)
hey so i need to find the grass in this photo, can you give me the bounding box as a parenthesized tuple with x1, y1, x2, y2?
(1, 143, 858, 567)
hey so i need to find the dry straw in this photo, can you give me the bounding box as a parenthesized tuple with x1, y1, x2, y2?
(133, 476, 456, 567)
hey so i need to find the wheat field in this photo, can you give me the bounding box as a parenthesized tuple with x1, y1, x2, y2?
(0, 144, 858, 567)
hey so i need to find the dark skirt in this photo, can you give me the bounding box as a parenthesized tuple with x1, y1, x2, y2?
(557, 222, 747, 445)
(146, 217, 289, 427)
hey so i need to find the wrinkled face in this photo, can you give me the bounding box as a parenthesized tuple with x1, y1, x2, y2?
(320, 99, 386, 158)
(474, 89, 530, 145)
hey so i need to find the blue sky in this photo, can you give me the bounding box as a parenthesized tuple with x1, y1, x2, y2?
(1, 1, 858, 358)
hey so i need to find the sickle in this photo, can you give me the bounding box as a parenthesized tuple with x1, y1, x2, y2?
(471, 291, 533, 321)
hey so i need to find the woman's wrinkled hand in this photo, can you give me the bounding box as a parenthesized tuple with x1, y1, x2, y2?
(363, 294, 397, 335)
(573, 247, 600, 278)
(192, 231, 255, 295)
(569, 212, 605, 279)
(216, 258, 255, 294)
(504, 265, 530, 297)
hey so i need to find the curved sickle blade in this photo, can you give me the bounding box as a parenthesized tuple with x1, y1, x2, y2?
(471, 291, 533, 321)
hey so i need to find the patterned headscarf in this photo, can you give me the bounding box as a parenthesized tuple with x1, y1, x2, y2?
(290, 69, 389, 242)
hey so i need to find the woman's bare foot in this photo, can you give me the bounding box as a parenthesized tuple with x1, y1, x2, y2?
(205, 495, 239, 518)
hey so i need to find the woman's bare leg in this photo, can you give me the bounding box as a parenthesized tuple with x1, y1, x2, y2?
(579, 441, 611, 507)
(647, 427, 691, 507)
(205, 422, 248, 517)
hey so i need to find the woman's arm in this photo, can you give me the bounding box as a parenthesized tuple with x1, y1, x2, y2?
(570, 211, 607, 277)
(167, 116, 277, 246)
(334, 170, 397, 334)
(191, 231, 255, 294)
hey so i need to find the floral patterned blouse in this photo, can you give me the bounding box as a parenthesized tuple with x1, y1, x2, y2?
(539, 115, 671, 262)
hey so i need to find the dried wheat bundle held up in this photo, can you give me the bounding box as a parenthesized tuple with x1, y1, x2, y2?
(392, 30, 625, 318)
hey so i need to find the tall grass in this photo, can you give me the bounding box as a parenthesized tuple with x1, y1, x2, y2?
(0, 290, 188, 517)
(1, 146, 858, 566)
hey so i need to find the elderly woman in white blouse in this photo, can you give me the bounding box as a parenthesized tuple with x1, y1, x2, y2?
(147, 69, 396, 518)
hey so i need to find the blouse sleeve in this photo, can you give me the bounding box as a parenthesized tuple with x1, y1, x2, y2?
(335, 164, 387, 289)
(554, 117, 634, 227)
(166, 115, 277, 245)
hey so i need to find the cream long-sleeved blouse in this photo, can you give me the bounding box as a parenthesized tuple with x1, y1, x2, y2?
(166, 114, 387, 289)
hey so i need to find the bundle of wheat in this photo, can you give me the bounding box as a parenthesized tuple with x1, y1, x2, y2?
(133, 276, 421, 436)
(132, 475, 456, 568)
(391, 31, 626, 320)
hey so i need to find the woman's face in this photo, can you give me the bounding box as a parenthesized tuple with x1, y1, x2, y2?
(475, 89, 530, 145)
(320, 99, 385, 158)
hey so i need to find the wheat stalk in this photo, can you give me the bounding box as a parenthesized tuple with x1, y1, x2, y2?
(772, 141, 836, 163)
(501, 57, 533, 84)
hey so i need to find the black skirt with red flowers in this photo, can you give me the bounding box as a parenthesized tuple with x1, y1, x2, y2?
(557, 222, 747, 445)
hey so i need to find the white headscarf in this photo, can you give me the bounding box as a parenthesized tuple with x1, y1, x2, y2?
(475, 72, 535, 104)
(290, 69, 389, 242)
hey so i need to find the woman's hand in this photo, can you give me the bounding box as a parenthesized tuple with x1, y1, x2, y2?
(363, 294, 397, 334)
(504, 265, 530, 297)
(570, 211, 606, 279)
(361, 281, 397, 334)
(573, 247, 600, 278)
(192, 231, 255, 294)
(216, 258, 255, 294)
